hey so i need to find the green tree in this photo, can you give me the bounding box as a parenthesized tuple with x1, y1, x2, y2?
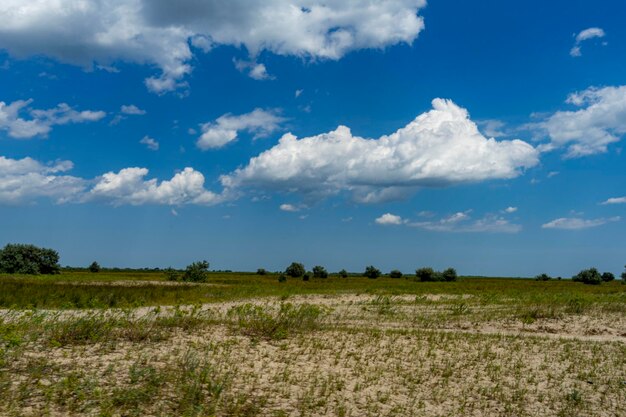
(572, 268, 602, 285)
(338, 269, 348, 278)
(285, 262, 305, 278)
(256, 268, 267, 275)
(442, 267, 458, 282)
(534, 273, 551, 281)
(364, 265, 381, 279)
(416, 267, 439, 282)
(88, 261, 101, 273)
(312, 265, 328, 278)
(389, 269, 403, 278)
(182, 260, 209, 282)
(0, 243, 60, 275)
(601, 272, 615, 282)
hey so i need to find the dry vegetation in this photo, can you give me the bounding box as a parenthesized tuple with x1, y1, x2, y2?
(1, 272, 625, 416)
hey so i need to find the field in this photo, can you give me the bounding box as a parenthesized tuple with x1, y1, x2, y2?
(1, 272, 625, 416)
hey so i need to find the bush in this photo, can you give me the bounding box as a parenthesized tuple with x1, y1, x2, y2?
(601, 272, 615, 282)
(285, 262, 305, 278)
(164, 267, 180, 281)
(88, 261, 101, 273)
(535, 273, 551, 281)
(182, 261, 209, 283)
(442, 267, 458, 282)
(256, 268, 267, 275)
(572, 268, 602, 285)
(416, 267, 439, 282)
(277, 274, 287, 283)
(338, 269, 348, 278)
(0, 243, 60, 275)
(302, 274, 309, 281)
(312, 265, 328, 278)
(389, 269, 403, 278)
(364, 265, 381, 279)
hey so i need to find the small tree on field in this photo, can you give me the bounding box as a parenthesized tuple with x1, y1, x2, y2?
(182, 260, 209, 282)
(601, 272, 615, 282)
(285, 262, 305, 278)
(256, 268, 267, 275)
(535, 273, 551, 281)
(442, 267, 458, 282)
(416, 267, 438, 282)
(164, 267, 179, 281)
(572, 268, 602, 285)
(364, 265, 381, 279)
(278, 274, 287, 283)
(389, 269, 403, 278)
(622, 265, 626, 282)
(338, 269, 348, 278)
(312, 265, 328, 278)
(89, 261, 101, 273)
(0, 243, 60, 275)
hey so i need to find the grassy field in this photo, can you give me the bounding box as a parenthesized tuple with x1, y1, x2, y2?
(1, 272, 625, 416)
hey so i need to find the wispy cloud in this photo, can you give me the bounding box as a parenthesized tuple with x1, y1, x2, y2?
(542, 216, 619, 230)
(570, 27, 606, 57)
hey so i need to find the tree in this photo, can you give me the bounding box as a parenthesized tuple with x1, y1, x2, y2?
(285, 262, 305, 278)
(389, 269, 403, 278)
(88, 261, 101, 273)
(601, 272, 615, 282)
(182, 260, 209, 282)
(534, 273, 551, 281)
(312, 265, 328, 278)
(338, 269, 348, 278)
(364, 265, 381, 279)
(0, 243, 60, 275)
(442, 267, 458, 282)
(572, 268, 602, 285)
(256, 268, 267, 275)
(416, 267, 438, 282)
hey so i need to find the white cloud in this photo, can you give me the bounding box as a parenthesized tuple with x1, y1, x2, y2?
(221, 99, 539, 202)
(87, 167, 224, 206)
(570, 27, 606, 57)
(121, 105, 146, 115)
(534, 86, 626, 157)
(279, 203, 301, 212)
(375, 213, 405, 225)
(234, 59, 274, 80)
(601, 196, 626, 205)
(139, 136, 159, 151)
(0, 0, 426, 93)
(0, 99, 105, 139)
(197, 108, 287, 150)
(477, 119, 507, 138)
(295, 89, 304, 98)
(409, 211, 521, 233)
(504, 206, 517, 213)
(541, 216, 620, 230)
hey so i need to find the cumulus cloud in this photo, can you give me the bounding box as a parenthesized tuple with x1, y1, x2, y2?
(409, 211, 522, 233)
(570, 27, 606, 57)
(197, 108, 287, 150)
(504, 206, 517, 213)
(600, 196, 626, 205)
(139, 136, 159, 151)
(541, 216, 620, 230)
(533, 86, 626, 157)
(221, 99, 539, 202)
(0, 0, 426, 93)
(375, 213, 405, 225)
(0, 99, 105, 139)
(279, 203, 302, 212)
(234, 59, 274, 80)
(121, 105, 146, 115)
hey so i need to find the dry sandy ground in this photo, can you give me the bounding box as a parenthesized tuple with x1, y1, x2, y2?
(1, 294, 625, 416)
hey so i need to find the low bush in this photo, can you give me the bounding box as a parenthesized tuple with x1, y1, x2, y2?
(572, 268, 602, 285)
(338, 269, 348, 278)
(601, 272, 615, 282)
(256, 268, 267, 275)
(389, 270, 403, 278)
(415, 267, 439, 282)
(182, 261, 209, 283)
(312, 265, 328, 278)
(363, 265, 381, 279)
(535, 273, 551, 281)
(442, 267, 458, 282)
(285, 262, 305, 278)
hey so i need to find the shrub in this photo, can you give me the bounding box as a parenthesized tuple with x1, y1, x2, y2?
(535, 273, 551, 281)
(389, 269, 403, 278)
(277, 274, 287, 283)
(572, 268, 602, 285)
(256, 268, 267, 275)
(363, 265, 381, 279)
(312, 265, 328, 278)
(601, 272, 615, 282)
(285, 262, 305, 278)
(164, 268, 180, 282)
(0, 243, 60, 275)
(416, 267, 439, 282)
(302, 274, 309, 281)
(88, 261, 101, 273)
(442, 267, 458, 282)
(338, 269, 348, 278)
(182, 261, 209, 283)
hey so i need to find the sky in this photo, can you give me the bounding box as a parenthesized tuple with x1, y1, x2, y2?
(1, 0, 626, 277)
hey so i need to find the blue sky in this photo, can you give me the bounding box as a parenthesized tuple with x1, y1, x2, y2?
(1, 0, 625, 276)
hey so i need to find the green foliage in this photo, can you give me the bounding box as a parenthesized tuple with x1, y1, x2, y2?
(256, 268, 267, 275)
(285, 262, 305, 278)
(182, 261, 209, 283)
(0, 243, 60, 275)
(88, 261, 101, 273)
(572, 268, 602, 285)
(228, 303, 324, 340)
(601, 272, 615, 282)
(442, 267, 458, 282)
(363, 265, 381, 279)
(278, 274, 287, 283)
(312, 265, 328, 278)
(338, 269, 348, 278)
(415, 267, 439, 282)
(164, 267, 180, 281)
(389, 269, 403, 278)
(535, 273, 551, 281)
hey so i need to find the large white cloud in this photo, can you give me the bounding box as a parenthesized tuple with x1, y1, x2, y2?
(0, 0, 426, 93)
(0, 99, 105, 139)
(537, 86, 626, 157)
(221, 99, 539, 202)
(197, 108, 287, 150)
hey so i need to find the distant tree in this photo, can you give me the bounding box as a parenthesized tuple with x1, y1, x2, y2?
(285, 262, 305, 278)
(416, 267, 439, 282)
(278, 274, 287, 283)
(534, 273, 551, 281)
(302, 274, 310, 281)
(364, 265, 381, 279)
(338, 269, 349, 278)
(312, 265, 328, 278)
(601, 272, 615, 282)
(572, 268, 602, 285)
(622, 265, 626, 283)
(164, 267, 180, 282)
(389, 269, 403, 278)
(88, 261, 101, 273)
(182, 260, 209, 282)
(256, 268, 267, 275)
(0, 243, 60, 275)
(442, 267, 458, 282)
